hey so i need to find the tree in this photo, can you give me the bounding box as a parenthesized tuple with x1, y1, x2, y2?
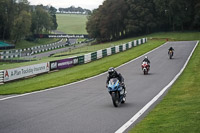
(12, 10, 31, 43)
(49, 6, 58, 30)
(31, 5, 53, 34)
(193, 0, 200, 30)
(86, 9, 101, 41)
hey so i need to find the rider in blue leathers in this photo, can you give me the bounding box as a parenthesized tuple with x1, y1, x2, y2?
(106, 67, 126, 93)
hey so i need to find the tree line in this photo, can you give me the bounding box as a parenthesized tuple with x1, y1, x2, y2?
(59, 6, 91, 14)
(0, 0, 58, 44)
(86, 0, 200, 42)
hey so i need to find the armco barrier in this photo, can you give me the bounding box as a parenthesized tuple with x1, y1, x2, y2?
(0, 70, 4, 84)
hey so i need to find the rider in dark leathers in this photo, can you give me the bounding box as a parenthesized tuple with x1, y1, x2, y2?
(168, 47, 174, 56)
(106, 67, 126, 93)
(142, 56, 150, 64)
(142, 56, 150, 69)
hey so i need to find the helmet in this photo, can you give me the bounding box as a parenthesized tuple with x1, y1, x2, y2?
(145, 56, 148, 59)
(108, 67, 116, 76)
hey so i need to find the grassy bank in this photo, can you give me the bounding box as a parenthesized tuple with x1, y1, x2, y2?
(129, 41, 200, 133)
(15, 38, 60, 49)
(146, 32, 200, 41)
(56, 14, 87, 34)
(0, 39, 165, 94)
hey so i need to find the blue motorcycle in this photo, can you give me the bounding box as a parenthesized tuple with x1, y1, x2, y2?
(107, 78, 126, 107)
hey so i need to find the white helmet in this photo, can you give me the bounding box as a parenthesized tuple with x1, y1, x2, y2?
(145, 56, 148, 59)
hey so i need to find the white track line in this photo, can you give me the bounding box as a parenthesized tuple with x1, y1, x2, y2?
(0, 41, 168, 101)
(115, 41, 199, 133)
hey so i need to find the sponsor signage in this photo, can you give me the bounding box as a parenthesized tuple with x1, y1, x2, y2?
(73, 57, 78, 65)
(34, 34, 89, 39)
(50, 61, 58, 71)
(4, 62, 50, 82)
(57, 58, 74, 69)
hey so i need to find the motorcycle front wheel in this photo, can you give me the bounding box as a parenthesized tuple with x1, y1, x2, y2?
(111, 92, 120, 107)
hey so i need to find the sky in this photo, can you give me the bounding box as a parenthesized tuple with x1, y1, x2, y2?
(28, 0, 105, 10)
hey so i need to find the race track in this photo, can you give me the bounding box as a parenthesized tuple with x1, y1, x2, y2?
(0, 41, 198, 133)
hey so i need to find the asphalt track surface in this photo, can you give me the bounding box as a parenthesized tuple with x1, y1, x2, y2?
(0, 41, 198, 133)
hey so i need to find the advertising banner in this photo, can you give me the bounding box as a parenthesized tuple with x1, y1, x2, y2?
(34, 34, 89, 39)
(57, 58, 74, 69)
(50, 61, 58, 71)
(4, 62, 50, 82)
(73, 57, 78, 65)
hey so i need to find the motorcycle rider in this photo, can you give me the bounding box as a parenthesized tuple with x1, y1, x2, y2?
(142, 56, 150, 68)
(106, 67, 126, 94)
(168, 47, 174, 56)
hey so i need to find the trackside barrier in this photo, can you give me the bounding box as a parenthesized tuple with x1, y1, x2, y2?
(111, 47, 116, 54)
(0, 70, 4, 84)
(91, 52, 97, 61)
(78, 55, 84, 64)
(0, 38, 147, 84)
(115, 46, 119, 53)
(107, 48, 112, 56)
(3, 62, 50, 82)
(0, 39, 63, 59)
(97, 50, 103, 59)
(84, 53, 91, 63)
(102, 49, 107, 57)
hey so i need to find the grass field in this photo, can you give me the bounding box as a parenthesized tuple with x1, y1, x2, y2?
(15, 38, 60, 49)
(146, 32, 200, 41)
(56, 14, 88, 34)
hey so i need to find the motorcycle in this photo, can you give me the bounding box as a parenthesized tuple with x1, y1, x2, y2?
(107, 78, 126, 107)
(141, 61, 150, 75)
(168, 50, 173, 59)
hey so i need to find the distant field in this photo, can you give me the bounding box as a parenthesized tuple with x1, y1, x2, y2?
(15, 38, 60, 49)
(56, 14, 88, 34)
(146, 32, 200, 41)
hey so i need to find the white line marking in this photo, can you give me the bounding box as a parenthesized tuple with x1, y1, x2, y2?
(0, 41, 168, 101)
(115, 41, 199, 133)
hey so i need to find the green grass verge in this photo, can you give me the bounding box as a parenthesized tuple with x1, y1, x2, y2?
(146, 31, 200, 41)
(0, 39, 165, 94)
(129, 42, 200, 133)
(15, 38, 60, 49)
(56, 14, 88, 34)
